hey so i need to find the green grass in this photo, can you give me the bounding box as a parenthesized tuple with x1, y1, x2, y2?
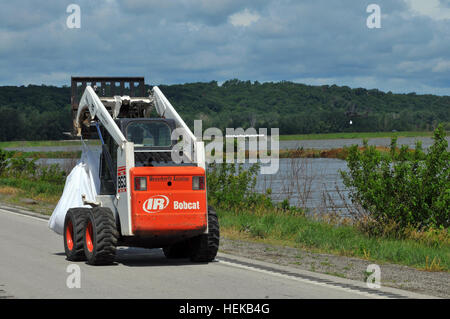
(279, 131, 436, 141)
(3, 150, 81, 159)
(11, 151, 81, 159)
(217, 208, 449, 272)
(0, 178, 64, 203)
(0, 132, 438, 147)
(0, 139, 100, 148)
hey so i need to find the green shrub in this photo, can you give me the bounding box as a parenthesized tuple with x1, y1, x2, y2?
(0, 148, 8, 174)
(38, 164, 66, 184)
(8, 154, 37, 177)
(341, 125, 449, 234)
(207, 162, 273, 209)
(0, 150, 66, 186)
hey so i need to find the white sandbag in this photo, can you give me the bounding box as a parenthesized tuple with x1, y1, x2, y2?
(48, 143, 101, 235)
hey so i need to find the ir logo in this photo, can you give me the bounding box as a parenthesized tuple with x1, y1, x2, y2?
(66, 264, 81, 289)
(366, 264, 381, 289)
(66, 4, 81, 29)
(366, 4, 381, 29)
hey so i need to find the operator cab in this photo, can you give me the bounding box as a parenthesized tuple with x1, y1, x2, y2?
(120, 118, 177, 167)
(98, 118, 179, 195)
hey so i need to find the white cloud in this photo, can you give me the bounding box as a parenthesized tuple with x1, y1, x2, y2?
(229, 9, 260, 27)
(1, 0, 450, 95)
(404, 0, 450, 20)
(397, 61, 431, 73)
(432, 59, 450, 72)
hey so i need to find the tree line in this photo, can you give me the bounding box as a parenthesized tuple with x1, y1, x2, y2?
(0, 80, 449, 141)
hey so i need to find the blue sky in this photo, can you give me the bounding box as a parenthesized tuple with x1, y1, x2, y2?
(0, 0, 450, 95)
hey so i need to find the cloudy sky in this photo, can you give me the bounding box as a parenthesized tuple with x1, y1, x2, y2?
(0, 0, 450, 95)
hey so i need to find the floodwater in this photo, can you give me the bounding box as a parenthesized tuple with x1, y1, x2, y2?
(255, 158, 349, 210)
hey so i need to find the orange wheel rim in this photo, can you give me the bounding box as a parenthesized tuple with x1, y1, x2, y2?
(86, 221, 94, 252)
(66, 220, 74, 251)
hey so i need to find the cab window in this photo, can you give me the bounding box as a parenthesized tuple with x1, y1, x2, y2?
(126, 122, 172, 147)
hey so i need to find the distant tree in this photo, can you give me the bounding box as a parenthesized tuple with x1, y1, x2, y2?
(0, 81, 448, 141)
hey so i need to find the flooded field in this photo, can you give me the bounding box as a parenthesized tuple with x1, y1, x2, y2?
(257, 158, 348, 208)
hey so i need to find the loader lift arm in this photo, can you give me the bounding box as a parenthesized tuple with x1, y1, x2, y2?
(74, 79, 204, 168)
(76, 85, 128, 148)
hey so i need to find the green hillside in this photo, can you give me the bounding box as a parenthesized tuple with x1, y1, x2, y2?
(0, 80, 448, 141)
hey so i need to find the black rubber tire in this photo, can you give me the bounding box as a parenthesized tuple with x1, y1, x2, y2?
(189, 206, 220, 262)
(64, 208, 91, 261)
(83, 207, 119, 265)
(163, 241, 190, 259)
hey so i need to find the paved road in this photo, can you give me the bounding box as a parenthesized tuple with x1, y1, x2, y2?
(0, 205, 435, 299)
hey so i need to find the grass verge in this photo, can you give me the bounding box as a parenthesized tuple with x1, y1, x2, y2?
(9, 151, 81, 159)
(0, 139, 100, 148)
(0, 179, 63, 205)
(217, 208, 449, 272)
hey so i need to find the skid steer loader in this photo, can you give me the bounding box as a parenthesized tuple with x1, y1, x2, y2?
(63, 77, 219, 265)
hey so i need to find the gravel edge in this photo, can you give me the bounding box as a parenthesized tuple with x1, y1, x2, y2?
(219, 237, 449, 298)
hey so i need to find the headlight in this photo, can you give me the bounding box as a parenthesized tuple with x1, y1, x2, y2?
(134, 177, 147, 191)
